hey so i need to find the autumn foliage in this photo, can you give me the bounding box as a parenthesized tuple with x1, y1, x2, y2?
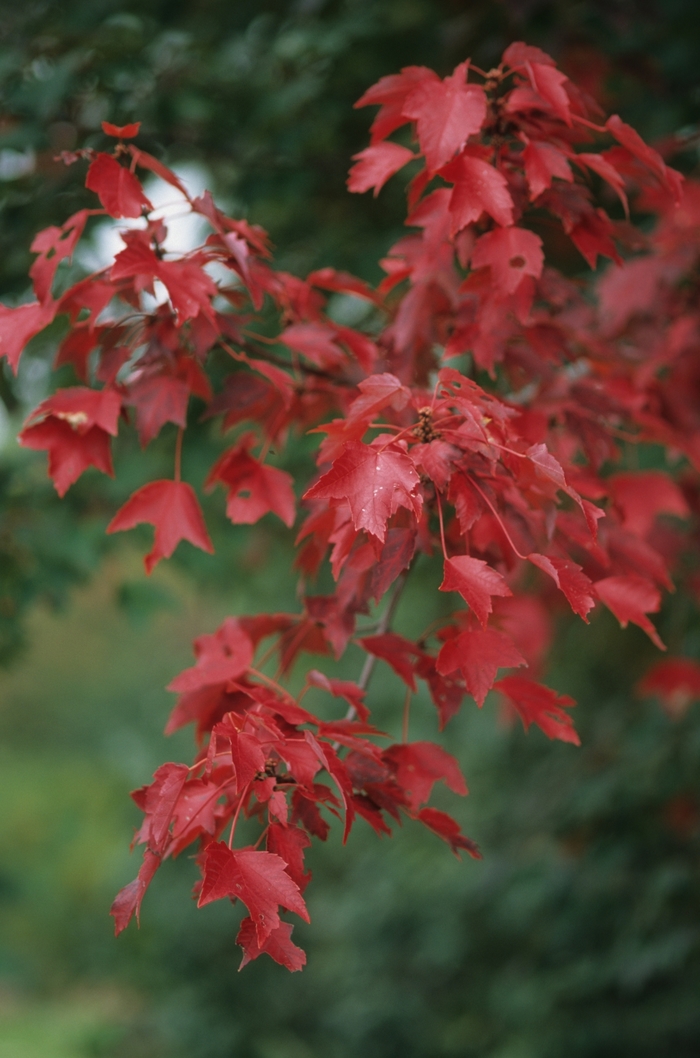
(3, 43, 700, 972)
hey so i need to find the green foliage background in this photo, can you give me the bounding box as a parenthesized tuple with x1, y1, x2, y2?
(0, 2, 699, 1056)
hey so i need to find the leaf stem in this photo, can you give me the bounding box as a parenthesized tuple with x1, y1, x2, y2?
(174, 427, 184, 483)
(467, 475, 528, 560)
(402, 687, 411, 743)
(228, 782, 250, 849)
(345, 568, 411, 724)
(436, 490, 449, 560)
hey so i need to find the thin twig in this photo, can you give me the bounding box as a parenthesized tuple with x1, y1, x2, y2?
(345, 568, 410, 721)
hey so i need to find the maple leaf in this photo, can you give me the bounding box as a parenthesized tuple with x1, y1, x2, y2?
(439, 555, 512, 627)
(125, 373, 190, 446)
(577, 153, 629, 215)
(471, 226, 544, 294)
(303, 441, 422, 543)
(416, 807, 481, 859)
(638, 657, 700, 719)
(358, 632, 420, 690)
(85, 152, 152, 218)
(133, 762, 190, 853)
(528, 554, 597, 621)
(0, 300, 56, 372)
(266, 823, 312, 892)
(19, 388, 121, 496)
(402, 62, 487, 172)
(347, 142, 417, 196)
(437, 627, 526, 706)
(30, 210, 90, 303)
(494, 676, 579, 744)
(107, 479, 214, 573)
(279, 322, 345, 369)
(198, 843, 310, 945)
(307, 670, 369, 722)
(525, 61, 572, 126)
(522, 141, 573, 200)
(353, 65, 436, 142)
(102, 121, 141, 138)
(368, 526, 417, 603)
(595, 574, 665, 650)
(345, 372, 411, 425)
(236, 916, 306, 972)
(206, 437, 296, 528)
(110, 849, 160, 935)
(447, 153, 514, 232)
(383, 741, 467, 811)
(608, 472, 689, 538)
(167, 617, 254, 692)
(607, 115, 683, 203)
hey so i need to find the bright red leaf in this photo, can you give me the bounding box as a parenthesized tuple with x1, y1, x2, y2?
(303, 441, 422, 543)
(495, 676, 579, 744)
(107, 480, 214, 573)
(85, 153, 152, 218)
(437, 627, 526, 706)
(440, 555, 512, 627)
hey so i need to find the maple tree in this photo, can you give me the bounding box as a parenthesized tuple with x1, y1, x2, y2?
(2, 44, 698, 974)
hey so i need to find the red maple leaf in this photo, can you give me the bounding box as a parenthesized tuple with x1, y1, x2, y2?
(522, 141, 573, 200)
(446, 153, 514, 232)
(437, 627, 526, 706)
(107, 479, 214, 573)
(638, 657, 700, 719)
(198, 843, 310, 945)
(101, 121, 141, 138)
(471, 226, 544, 295)
(206, 436, 296, 528)
(608, 472, 689, 538)
(167, 617, 255, 692)
(236, 916, 306, 972)
(528, 553, 597, 621)
(525, 62, 572, 126)
(439, 555, 512, 627)
(303, 441, 422, 543)
(595, 574, 665, 650)
(86, 152, 152, 218)
(416, 807, 481, 859)
(0, 300, 56, 372)
(358, 632, 420, 690)
(383, 741, 467, 811)
(402, 62, 487, 172)
(347, 142, 417, 196)
(110, 849, 160, 935)
(494, 676, 579, 744)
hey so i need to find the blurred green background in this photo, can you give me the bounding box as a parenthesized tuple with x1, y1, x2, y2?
(1, 2, 700, 1056)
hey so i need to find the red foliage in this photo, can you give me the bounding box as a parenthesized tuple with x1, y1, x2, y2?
(3, 42, 699, 972)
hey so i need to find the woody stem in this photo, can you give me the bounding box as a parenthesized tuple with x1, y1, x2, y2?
(345, 568, 410, 723)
